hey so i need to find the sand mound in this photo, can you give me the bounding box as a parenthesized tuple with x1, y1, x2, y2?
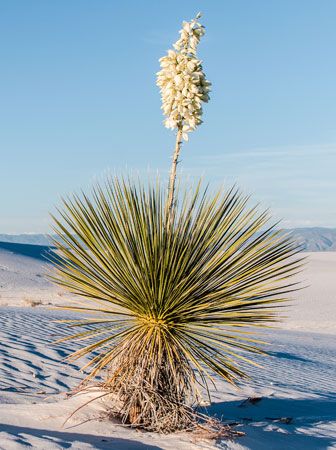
(0, 246, 335, 448)
(0, 308, 335, 449)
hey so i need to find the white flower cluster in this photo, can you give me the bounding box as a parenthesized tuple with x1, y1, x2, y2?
(156, 14, 211, 141)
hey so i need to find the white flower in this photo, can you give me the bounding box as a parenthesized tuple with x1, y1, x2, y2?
(156, 14, 211, 140)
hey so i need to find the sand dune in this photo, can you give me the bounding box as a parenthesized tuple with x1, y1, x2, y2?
(0, 308, 335, 449)
(0, 244, 335, 448)
(1, 242, 335, 334)
(0, 241, 71, 307)
(284, 252, 336, 334)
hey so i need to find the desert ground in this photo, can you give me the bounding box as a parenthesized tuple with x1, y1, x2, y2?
(0, 241, 335, 449)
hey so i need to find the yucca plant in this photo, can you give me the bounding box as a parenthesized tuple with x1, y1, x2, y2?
(51, 178, 301, 431)
(50, 14, 302, 432)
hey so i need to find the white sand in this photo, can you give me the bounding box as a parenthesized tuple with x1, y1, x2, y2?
(283, 252, 336, 335)
(0, 247, 335, 448)
(0, 243, 71, 307)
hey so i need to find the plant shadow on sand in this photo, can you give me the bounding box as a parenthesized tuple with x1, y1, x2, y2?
(0, 424, 162, 450)
(204, 396, 336, 449)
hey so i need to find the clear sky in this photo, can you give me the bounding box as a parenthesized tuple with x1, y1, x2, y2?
(1, 0, 335, 233)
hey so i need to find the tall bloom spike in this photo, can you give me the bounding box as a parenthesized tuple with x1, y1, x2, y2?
(156, 14, 211, 141)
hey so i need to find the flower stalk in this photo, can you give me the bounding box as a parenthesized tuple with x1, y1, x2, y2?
(156, 13, 211, 224)
(166, 126, 183, 224)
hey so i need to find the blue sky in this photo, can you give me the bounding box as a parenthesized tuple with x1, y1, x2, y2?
(1, 0, 335, 233)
